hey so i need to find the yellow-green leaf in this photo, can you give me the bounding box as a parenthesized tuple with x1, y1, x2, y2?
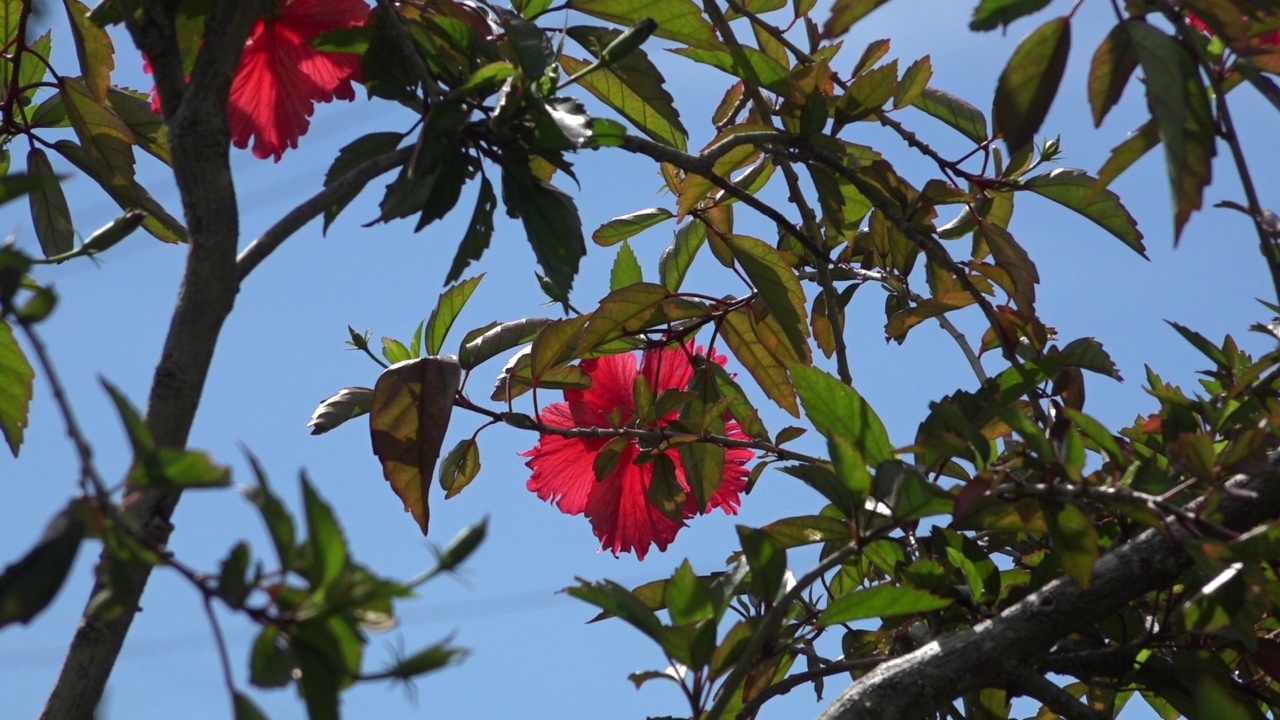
(567, 0, 722, 50)
(723, 234, 809, 360)
(0, 319, 34, 456)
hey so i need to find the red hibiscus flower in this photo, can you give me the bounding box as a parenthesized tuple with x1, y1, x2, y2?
(147, 0, 369, 161)
(522, 345, 753, 560)
(1187, 12, 1280, 47)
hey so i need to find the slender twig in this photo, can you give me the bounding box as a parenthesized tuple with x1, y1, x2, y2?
(236, 146, 415, 282)
(202, 595, 239, 706)
(989, 481, 1234, 540)
(734, 656, 884, 720)
(705, 541, 865, 720)
(11, 318, 112, 502)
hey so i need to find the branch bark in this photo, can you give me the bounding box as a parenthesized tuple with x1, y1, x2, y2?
(815, 468, 1280, 720)
(40, 2, 263, 718)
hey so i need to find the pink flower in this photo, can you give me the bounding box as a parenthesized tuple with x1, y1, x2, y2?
(147, 0, 369, 161)
(522, 345, 753, 560)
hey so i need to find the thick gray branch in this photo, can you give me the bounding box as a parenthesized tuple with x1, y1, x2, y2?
(816, 470, 1280, 720)
(41, 2, 263, 718)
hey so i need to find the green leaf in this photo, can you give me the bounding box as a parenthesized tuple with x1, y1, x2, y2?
(667, 560, 714, 624)
(834, 59, 897, 122)
(912, 86, 988, 144)
(993, 16, 1070, 156)
(0, 172, 56, 207)
(1088, 22, 1138, 127)
(426, 275, 483, 356)
(820, 584, 953, 625)
(1126, 20, 1214, 239)
(433, 516, 487, 572)
(567, 578, 665, 640)
(60, 75, 135, 181)
(25, 147, 73, 259)
(790, 365, 893, 465)
(592, 207, 673, 246)
(52, 139, 185, 243)
(0, 503, 85, 627)
(446, 175, 497, 285)
(1044, 499, 1099, 588)
(531, 315, 590, 381)
(1023, 168, 1145, 256)
(127, 447, 231, 489)
(680, 441, 726, 512)
(1093, 119, 1158, 194)
(106, 87, 169, 165)
(369, 356, 463, 535)
(233, 692, 270, 720)
(737, 525, 788, 603)
(0, 326, 32, 453)
(564, 26, 686, 150)
(384, 639, 467, 679)
(720, 307, 799, 417)
(63, 0, 115, 102)
(502, 164, 585, 303)
(969, 0, 1051, 31)
(301, 474, 347, 594)
(381, 338, 412, 365)
(673, 45, 790, 94)
(822, 0, 891, 39)
(760, 514, 850, 548)
(577, 283, 704, 353)
(322, 131, 402, 231)
(659, 219, 705, 291)
(458, 317, 550, 369)
(696, 357, 769, 441)
(893, 55, 932, 109)
(610, 240, 644, 290)
(723, 234, 809, 359)
(243, 452, 296, 571)
(438, 438, 481, 499)
(567, 0, 722, 50)
(216, 542, 251, 606)
(249, 626, 294, 688)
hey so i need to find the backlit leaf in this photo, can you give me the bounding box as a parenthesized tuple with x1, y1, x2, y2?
(0, 319, 33, 457)
(912, 87, 988, 144)
(1024, 168, 1145, 256)
(370, 357, 463, 534)
(822, 0, 891, 39)
(63, 0, 115, 102)
(1088, 22, 1138, 127)
(993, 16, 1070, 156)
(610, 240, 643, 290)
(969, 0, 1051, 31)
(791, 364, 893, 465)
(593, 207, 674, 246)
(820, 584, 953, 625)
(567, 0, 722, 50)
(723, 234, 809, 360)
(426, 275, 483, 356)
(26, 148, 73, 259)
(721, 307, 799, 416)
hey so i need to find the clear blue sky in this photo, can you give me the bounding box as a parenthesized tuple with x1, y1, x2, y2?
(2, 2, 1277, 719)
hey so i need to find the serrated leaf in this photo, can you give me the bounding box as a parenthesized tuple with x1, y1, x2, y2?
(322, 131, 403, 231)
(1024, 168, 1145, 256)
(592, 207, 674, 246)
(723, 234, 809, 360)
(912, 86, 988, 144)
(577, 283, 704, 353)
(1093, 119, 1158, 192)
(610, 240, 643, 290)
(835, 59, 897, 122)
(720, 308, 799, 417)
(893, 55, 931, 109)
(564, 26, 686, 150)
(1126, 20, 1214, 239)
(63, 0, 115, 102)
(458, 317, 549, 369)
(502, 165, 584, 303)
(567, 0, 722, 50)
(106, 87, 169, 164)
(26, 148, 73, 258)
(369, 357, 462, 535)
(52, 139, 185, 242)
(60, 75, 134, 181)
(822, 0, 891, 39)
(426, 275, 483, 356)
(659, 219, 705, 291)
(673, 45, 790, 94)
(791, 365, 893, 465)
(993, 16, 1070, 156)
(446, 175, 497, 284)
(567, 578, 665, 640)
(1088, 22, 1138, 127)
(819, 584, 953, 625)
(969, 0, 1051, 32)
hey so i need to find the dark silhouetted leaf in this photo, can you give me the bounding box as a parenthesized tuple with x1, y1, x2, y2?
(1088, 22, 1138, 127)
(822, 0, 891, 39)
(0, 503, 85, 627)
(993, 16, 1070, 156)
(26, 148, 73, 258)
(446, 175, 497, 285)
(969, 0, 1051, 31)
(502, 164, 585, 303)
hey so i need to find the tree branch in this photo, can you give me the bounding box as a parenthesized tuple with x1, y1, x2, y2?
(236, 146, 414, 282)
(41, 3, 264, 718)
(1006, 665, 1104, 720)
(815, 466, 1280, 719)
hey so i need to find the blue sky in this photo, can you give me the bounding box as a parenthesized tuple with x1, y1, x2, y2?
(2, 1, 1278, 719)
